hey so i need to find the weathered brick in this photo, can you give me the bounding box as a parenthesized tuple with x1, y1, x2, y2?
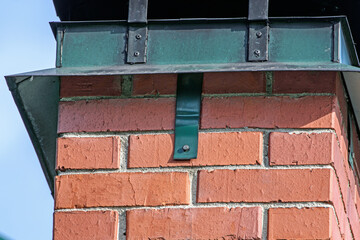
(356, 187, 360, 222)
(332, 132, 351, 212)
(331, 208, 343, 240)
(132, 74, 177, 95)
(56, 137, 120, 170)
(197, 169, 333, 203)
(59, 96, 343, 133)
(347, 193, 360, 239)
(201, 96, 337, 129)
(269, 130, 352, 209)
(127, 207, 262, 239)
(352, 116, 360, 178)
(331, 172, 350, 237)
(53, 211, 118, 240)
(60, 76, 122, 97)
(58, 98, 175, 133)
(128, 132, 262, 168)
(335, 74, 348, 131)
(55, 172, 189, 209)
(203, 72, 266, 94)
(269, 132, 334, 166)
(268, 208, 334, 240)
(272, 71, 339, 93)
(349, 167, 358, 204)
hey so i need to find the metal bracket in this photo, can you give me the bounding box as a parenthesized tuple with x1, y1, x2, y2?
(173, 73, 203, 160)
(127, 0, 148, 64)
(248, 0, 269, 62)
(127, 25, 148, 63)
(248, 22, 269, 61)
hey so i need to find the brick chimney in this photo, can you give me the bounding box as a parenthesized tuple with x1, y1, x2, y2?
(53, 71, 360, 239)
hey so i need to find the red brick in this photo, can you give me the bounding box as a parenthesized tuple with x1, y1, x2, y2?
(335, 75, 348, 131)
(331, 131, 351, 212)
(352, 116, 360, 178)
(56, 137, 120, 170)
(331, 208, 343, 240)
(272, 71, 339, 93)
(349, 167, 357, 204)
(132, 74, 177, 95)
(58, 98, 175, 133)
(345, 222, 353, 240)
(197, 169, 333, 203)
(331, 171, 350, 237)
(53, 211, 118, 240)
(55, 172, 189, 209)
(127, 207, 262, 239)
(269, 132, 334, 166)
(58, 96, 344, 133)
(356, 187, 360, 222)
(128, 132, 262, 168)
(201, 96, 337, 129)
(335, 103, 349, 165)
(60, 76, 121, 97)
(203, 72, 266, 94)
(268, 208, 334, 240)
(347, 192, 360, 239)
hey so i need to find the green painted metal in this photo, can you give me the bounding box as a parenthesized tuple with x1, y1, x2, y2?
(52, 17, 359, 68)
(59, 23, 127, 67)
(349, 112, 355, 169)
(6, 76, 59, 194)
(269, 21, 332, 62)
(147, 22, 246, 64)
(173, 73, 203, 160)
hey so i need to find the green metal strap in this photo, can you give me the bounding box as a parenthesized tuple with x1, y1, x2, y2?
(349, 112, 355, 169)
(173, 73, 203, 160)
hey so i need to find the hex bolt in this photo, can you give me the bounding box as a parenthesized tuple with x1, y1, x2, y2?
(134, 51, 140, 57)
(256, 31, 262, 38)
(182, 145, 190, 152)
(254, 49, 261, 57)
(135, 34, 142, 40)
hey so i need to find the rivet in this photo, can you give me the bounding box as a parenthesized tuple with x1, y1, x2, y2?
(256, 31, 262, 38)
(182, 145, 190, 152)
(135, 34, 142, 39)
(134, 51, 140, 57)
(254, 49, 261, 57)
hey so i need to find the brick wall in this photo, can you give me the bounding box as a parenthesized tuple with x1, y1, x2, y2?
(54, 72, 360, 239)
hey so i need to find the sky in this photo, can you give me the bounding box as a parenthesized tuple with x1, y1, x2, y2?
(0, 0, 59, 239)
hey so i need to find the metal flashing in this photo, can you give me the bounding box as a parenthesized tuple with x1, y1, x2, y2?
(5, 15, 360, 191)
(48, 17, 358, 68)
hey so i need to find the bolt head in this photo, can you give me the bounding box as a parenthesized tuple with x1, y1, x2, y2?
(182, 145, 190, 152)
(254, 49, 261, 57)
(134, 51, 140, 57)
(256, 31, 262, 38)
(135, 34, 142, 39)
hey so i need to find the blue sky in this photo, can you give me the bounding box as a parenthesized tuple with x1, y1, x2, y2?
(0, 0, 59, 239)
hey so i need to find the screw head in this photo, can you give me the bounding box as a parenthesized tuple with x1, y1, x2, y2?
(135, 34, 142, 39)
(256, 31, 262, 38)
(134, 51, 140, 57)
(182, 145, 190, 152)
(254, 49, 261, 57)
